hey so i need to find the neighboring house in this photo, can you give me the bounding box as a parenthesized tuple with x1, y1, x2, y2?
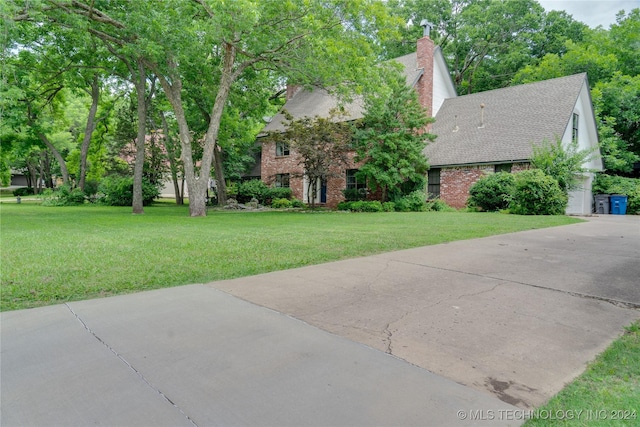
(258, 30, 602, 215)
(259, 32, 456, 208)
(425, 73, 603, 215)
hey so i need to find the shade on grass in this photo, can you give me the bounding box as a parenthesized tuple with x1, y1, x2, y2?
(0, 204, 580, 311)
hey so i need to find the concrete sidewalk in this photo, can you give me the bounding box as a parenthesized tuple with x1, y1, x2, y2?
(2, 215, 638, 426)
(2, 285, 517, 427)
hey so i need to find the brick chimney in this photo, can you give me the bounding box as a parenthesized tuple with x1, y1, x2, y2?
(416, 34, 434, 118)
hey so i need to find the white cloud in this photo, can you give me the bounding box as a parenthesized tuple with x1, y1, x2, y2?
(537, 0, 638, 28)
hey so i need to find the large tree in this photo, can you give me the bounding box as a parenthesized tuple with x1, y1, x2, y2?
(33, 0, 393, 217)
(353, 65, 434, 202)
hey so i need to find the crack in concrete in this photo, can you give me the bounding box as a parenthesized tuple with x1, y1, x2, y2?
(382, 310, 412, 354)
(388, 258, 640, 309)
(64, 303, 199, 427)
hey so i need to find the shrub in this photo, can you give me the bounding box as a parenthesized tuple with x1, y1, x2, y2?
(13, 187, 35, 197)
(291, 198, 304, 208)
(267, 187, 292, 201)
(592, 174, 640, 215)
(467, 172, 515, 211)
(427, 199, 456, 212)
(382, 201, 395, 212)
(39, 185, 86, 206)
(336, 200, 383, 212)
(237, 179, 270, 204)
(98, 176, 160, 206)
(394, 190, 427, 212)
(510, 169, 567, 215)
(271, 198, 292, 208)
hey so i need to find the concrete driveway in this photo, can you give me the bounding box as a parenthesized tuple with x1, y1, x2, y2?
(212, 215, 640, 408)
(2, 215, 638, 426)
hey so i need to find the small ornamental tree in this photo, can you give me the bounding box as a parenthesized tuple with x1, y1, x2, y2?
(531, 137, 597, 194)
(354, 65, 434, 202)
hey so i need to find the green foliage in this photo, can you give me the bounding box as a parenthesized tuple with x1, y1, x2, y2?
(98, 176, 159, 206)
(271, 198, 292, 209)
(237, 179, 270, 204)
(393, 190, 428, 212)
(337, 200, 384, 212)
(343, 188, 368, 202)
(354, 65, 433, 202)
(531, 138, 596, 194)
(467, 172, 516, 211)
(39, 185, 86, 206)
(426, 199, 456, 212)
(13, 188, 35, 197)
(382, 201, 395, 212)
(593, 174, 640, 215)
(267, 187, 292, 201)
(290, 198, 304, 208)
(510, 170, 568, 215)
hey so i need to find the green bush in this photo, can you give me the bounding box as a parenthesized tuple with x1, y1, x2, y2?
(267, 187, 292, 201)
(394, 190, 427, 212)
(593, 174, 640, 215)
(427, 199, 456, 212)
(467, 172, 515, 211)
(291, 198, 304, 208)
(39, 185, 86, 206)
(382, 201, 395, 212)
(98, 176, 160, 206)
(237, 179, 270, 204)
(336, 200, 383, 212)
(271, 198, 292, 208)
(510, 169, 567, 215)
(13, 187, 35, 197)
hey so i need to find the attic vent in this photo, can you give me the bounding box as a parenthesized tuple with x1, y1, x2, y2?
(478, 103, 485, 129)
(453, 115, 459, 132)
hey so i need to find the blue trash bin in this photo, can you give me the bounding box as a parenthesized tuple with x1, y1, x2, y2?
(610, 195, 628, 215)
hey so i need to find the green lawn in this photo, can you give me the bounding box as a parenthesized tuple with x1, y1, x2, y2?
(0, 203, 580, 311)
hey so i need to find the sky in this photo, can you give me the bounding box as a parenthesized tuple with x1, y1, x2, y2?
(537, 0, 639, 28)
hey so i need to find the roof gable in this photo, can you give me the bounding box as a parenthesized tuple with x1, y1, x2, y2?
(425, 73, 589, 166)
(261, 47, 455, 134)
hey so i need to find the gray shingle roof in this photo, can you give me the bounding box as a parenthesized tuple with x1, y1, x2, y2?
(425, 73, 587, 166)
(261, 52, 425, 134)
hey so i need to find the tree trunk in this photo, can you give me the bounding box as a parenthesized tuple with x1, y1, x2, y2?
(38, 133, 70, 185)
(79, 75, 100, 192)
(160, 111, 183, 205)
(213, 146, 226, 205)
(132, 59, 146, 214)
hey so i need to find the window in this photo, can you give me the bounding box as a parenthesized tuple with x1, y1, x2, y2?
(494, 163, 512, 173)
(276, 141, 290, 156)
(427, 168, 440, 198)
(274, 173, 290, 188)
(345, 169, 366, 191)
(572, 113, 579, 143)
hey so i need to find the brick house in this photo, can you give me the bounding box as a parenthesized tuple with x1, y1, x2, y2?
(259, 32, 456, 208)
(425, 73, 603, 214)
(258, 31, 602, 215)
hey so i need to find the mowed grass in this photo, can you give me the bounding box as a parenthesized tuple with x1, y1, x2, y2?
(0, 203, 580, 311)
(524, 321, 640, 427)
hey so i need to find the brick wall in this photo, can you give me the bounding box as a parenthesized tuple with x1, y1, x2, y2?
(439, 163, 530, 209)
(261, 139, 359, 208)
